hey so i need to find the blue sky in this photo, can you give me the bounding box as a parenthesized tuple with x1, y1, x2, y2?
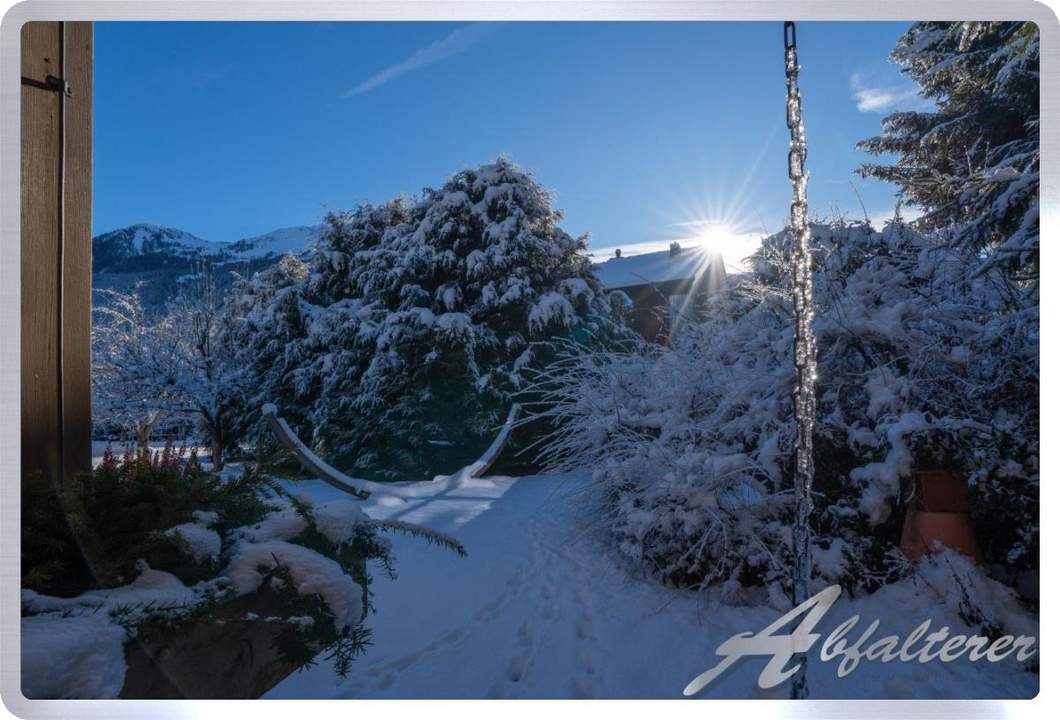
(94, 21, 927, 260)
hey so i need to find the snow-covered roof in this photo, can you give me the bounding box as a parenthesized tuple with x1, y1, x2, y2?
(592, 246, 721, 290)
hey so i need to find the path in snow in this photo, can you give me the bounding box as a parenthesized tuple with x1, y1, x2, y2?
(268, 472, 1038, 699)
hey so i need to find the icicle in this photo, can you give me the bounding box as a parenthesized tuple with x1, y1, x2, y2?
(783, 20, 818, 701)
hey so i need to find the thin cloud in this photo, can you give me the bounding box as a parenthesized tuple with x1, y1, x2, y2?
(850, 72, 933, 113)
(866, 206, 924, 229)
(344, 23, 498, 97)
(853, 86, 923, 112)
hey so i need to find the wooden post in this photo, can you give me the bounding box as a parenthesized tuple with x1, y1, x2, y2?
(20, 21, 93, 490)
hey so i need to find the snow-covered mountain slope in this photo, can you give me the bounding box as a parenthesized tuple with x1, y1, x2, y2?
(225, 225, 325, 259)
(92, 223, 325, 311)
(93, 223, 323, 273)
(92, 224, 230, 273)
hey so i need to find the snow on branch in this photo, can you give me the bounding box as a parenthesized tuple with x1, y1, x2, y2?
(366, 519, 467, 557)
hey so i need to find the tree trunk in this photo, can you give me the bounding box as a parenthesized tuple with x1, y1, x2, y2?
(210, 432, 224, 471)
(136, 421, 152, 456)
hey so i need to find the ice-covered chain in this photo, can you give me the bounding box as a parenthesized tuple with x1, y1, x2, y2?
(784, 20, 817, 700)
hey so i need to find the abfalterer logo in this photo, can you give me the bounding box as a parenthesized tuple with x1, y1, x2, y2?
(683, 585, 1038, 696)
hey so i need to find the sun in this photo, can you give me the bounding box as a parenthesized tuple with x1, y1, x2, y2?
(695, 222, 739, 250)
(689, 222, 762, 271)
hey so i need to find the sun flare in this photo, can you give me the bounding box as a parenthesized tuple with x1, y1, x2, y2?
(688, 221, 762, 271)
(694, 222, 740, 251)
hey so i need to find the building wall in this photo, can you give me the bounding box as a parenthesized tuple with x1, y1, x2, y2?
(617, 279, 695, 344)
(612, 258, 727, 344)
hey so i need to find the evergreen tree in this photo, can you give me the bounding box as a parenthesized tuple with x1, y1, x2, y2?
(858, 22, 1039, 293)
(229, 159, 617, 479)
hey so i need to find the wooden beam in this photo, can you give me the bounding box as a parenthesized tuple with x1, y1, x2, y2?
(61, 22, 93, 483)
(20, 22, 92, 489)
(21, 21, 63, 489)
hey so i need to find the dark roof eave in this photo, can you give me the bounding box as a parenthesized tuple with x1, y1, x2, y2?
(606, 276, 697, 294)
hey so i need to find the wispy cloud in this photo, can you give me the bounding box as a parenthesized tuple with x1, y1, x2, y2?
(849, 72, 933, 113)
(866, 205, 924, 229)
(344, 23, 498, 98)
(852, 85, 923, 112)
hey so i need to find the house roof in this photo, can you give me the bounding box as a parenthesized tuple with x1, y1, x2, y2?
(593, 246, 723, 291)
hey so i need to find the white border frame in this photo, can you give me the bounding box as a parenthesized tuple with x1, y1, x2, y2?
(0, 1, 1056, 718)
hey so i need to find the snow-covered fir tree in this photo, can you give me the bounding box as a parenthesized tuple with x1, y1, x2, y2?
(228, 158, 618, 479)
(93, 273, 245, 469)
(858, 22, 1039, 293)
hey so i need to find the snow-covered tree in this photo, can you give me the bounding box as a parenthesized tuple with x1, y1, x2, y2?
(228, 159, 619, 479)
(92, 288, 179, 450)
(93, 273, 244, 469)
(858, 22, 1039, 293)
(533, 220, 1038, 595)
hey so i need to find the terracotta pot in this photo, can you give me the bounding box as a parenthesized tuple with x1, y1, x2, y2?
(119, 589, 320, 699)
(899, 469, 982, 564)
(912, 469, 968, 513)
(900, 510, 983, 563)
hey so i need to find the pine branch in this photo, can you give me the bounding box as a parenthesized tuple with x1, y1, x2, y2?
(366, 518, 467, 557)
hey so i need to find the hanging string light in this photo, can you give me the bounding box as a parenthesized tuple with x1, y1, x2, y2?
(783, 19, 818, 701)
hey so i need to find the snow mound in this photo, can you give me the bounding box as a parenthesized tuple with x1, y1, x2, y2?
(22, 561, 203, 616)
(225, 540, 364, 630)
(233, 505, 308, 543)
(21, 613, 129, 699)
(20, 562, 207, 699)
(165, 522, 222, 564)
(311, 498, 370, 545)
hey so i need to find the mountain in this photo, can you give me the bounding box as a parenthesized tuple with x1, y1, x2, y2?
(225, 225, 327, 260)
(92, 223, 324, 311)
(93, 225, 228, 274)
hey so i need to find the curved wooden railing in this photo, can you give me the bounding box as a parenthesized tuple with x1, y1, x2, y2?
(261, 402, 522, 498)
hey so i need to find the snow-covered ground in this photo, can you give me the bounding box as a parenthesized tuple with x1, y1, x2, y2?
(268, 472, 1038, 699)
(26, 454, 1038, 698)
(21, 462, 1038, 698)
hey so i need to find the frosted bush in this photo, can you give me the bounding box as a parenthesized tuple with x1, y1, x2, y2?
(532, 220, 1038, 594)
(21, 450, 464, 696)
